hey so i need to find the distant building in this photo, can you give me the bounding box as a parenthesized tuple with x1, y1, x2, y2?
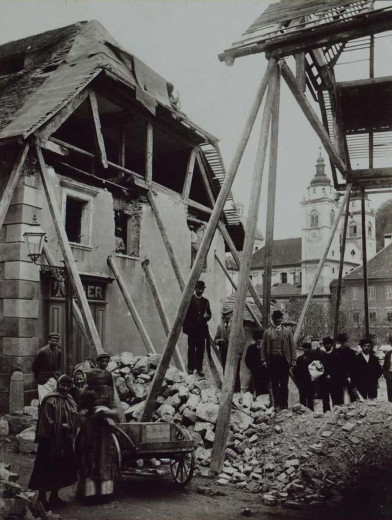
(226, 151, 376, 308)
(331, 242, 392, 344)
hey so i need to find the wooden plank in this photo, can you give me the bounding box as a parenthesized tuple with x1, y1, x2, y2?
(37, 88, 91, 142)
(210, 65, 277, 475)
(263, 69, 280, 329)
(0, 143, 29, 233)
(107, 254, 156, 354)
(293, 183, 352, 344)
(361, 187, 370, 337)
(140, 58, 277, 423)
(182, 149, 197, 200)
(147, 190, 185, 291)
(281, 60, 346, 174)
(42, 243, 90, 345)
(333, 189, 351, 338)
(88, 91, 108, 169)
(145, 122, 153, 185)
(214, 252, 262, 330)
(119, 120, 126, 170)
(295, 52, 306, 93)
(141, 258, 186, 372)
(35, 144, 104, 356)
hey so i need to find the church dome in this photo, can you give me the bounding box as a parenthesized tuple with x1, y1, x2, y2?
(310, 149, 331, 187)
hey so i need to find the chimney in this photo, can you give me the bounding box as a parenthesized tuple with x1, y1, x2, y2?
(385, 234, 392, 247)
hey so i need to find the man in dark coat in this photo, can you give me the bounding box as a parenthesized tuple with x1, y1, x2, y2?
(318, 336, 339, 412)
(214, 309, 232, 369)
(32, 332, 62, 404)
(382, 333, 392, 402)
(183, 280, 211, 377)
(261, 309, 296, 411)
(245, 329, 267, 396)
(352, 338, 382, 399)
(294, 342, 314, 411)
(335, 332, 356, 402)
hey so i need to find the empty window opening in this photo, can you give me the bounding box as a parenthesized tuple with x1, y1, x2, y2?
(280, 272, 287, 284)
(114, 210, 127, 254)
(65, 197, 87, 243)
(189, 159, 212, 207)
(370, 311, 377, 323)
(349, 221, 357, 237)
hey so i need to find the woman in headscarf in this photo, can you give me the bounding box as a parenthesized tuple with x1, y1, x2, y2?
(76, 369, 119, 501)
(70, 368, 86, 408)
(29, 375, 77, 510)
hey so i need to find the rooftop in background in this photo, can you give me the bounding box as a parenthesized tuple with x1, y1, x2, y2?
(341, 243, 392, 281)
(251, 237, 301, 269)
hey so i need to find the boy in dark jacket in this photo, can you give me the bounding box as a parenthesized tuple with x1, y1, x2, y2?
(352, 338, 382, 399)
(295, 342, 314, 411)
(245, 330, 268, 396)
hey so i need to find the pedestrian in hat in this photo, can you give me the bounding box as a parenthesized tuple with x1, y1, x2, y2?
(261, 309, 297, 412)
(95, 352, 114, 407)
(352, 338, 382, 400)
(32, 332, 62, 404)
(335, 332, 356, 402)
(318, 336, 338, 412)
(294, 342, 314, 411)
(214, 308, 232, 369)
(183, 280, 211, 377)
(382, 333, 392, 402)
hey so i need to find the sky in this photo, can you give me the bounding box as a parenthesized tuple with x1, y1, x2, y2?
(0, 0, 391, 239)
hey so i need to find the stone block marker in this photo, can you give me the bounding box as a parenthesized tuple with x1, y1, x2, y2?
(9, 370, 24, 413)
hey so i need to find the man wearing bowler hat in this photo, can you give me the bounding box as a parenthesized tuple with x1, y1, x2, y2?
(183, 280, 211, 377)
(32, 332, 62, 403)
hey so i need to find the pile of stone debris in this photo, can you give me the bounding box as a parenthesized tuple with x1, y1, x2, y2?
(4, 351, 392, 511)
(0, 462, 59, 520)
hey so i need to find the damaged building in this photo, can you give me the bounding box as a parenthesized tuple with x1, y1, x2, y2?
(0, 21, 244, 410)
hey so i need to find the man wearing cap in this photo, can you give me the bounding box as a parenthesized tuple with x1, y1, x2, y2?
(183, 280, 211, 377)
(352, 338, 382, 399)
(261, 309, 296, 411)
(32, 332, 61, 404)
(382, 333, 392, 402)
(214, 309, 232, 369)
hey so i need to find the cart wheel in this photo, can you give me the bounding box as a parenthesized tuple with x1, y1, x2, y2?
(170, 451, 195, 486)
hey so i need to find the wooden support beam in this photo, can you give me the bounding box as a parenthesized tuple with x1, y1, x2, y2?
(182, 149, 197, 201)
(214, 252, 262, 330)
(38, 88, 91, 142)
(333, 190, 351, 339)
(145, 122, 153, 185)
(119, 121, 126, 170)
(147, 190, 185, 291)
(141, 258, 186, 372)
(295, 52, 306, 93)
(210, 65, 278, 475)
(281, 60, 346, 174)
(140, 58, 277, 423)
(0, 143, 29, 232)
(293, 183, 352, 344)
(107, 254, 156, 354)
(361, 187, 370, 337)
(263, 67, 280, 329)
(88, 91, 108, 169)
(35, 144, 104, 356)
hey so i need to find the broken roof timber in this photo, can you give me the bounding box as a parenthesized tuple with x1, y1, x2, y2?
(219, 7, 392, 63)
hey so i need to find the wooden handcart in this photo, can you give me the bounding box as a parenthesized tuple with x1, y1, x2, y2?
(112, 421, 195, 486)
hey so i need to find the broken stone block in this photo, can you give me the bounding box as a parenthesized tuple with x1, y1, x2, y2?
(165, 366, 186, 384)
(114, 377, 130, 397)
(222, 466, 236, 476)
(225, 448, 238, 461)
(188, 428, 204, 447)
(165, 393, 182, 410)
(0, 417, 9, 436)
(124, 401, 145, 420)
(120, 352, 136, 367)
(5, 414, 35, 434)
(133, 356, 150, 375)
(148, 353, 161, 367)
(196, 402, 219, 424)
(230, 409, 253, 430)
(107, 361, 118, 372)
(205, 429, 215, 443)
(119, 366, 131, 375)
(157, 404, 175, 417)
(182, 408, 198, 426)
(201, 387, 221, 405)
(16, 427, 37, 454)
(241, 392, 253, 410)
(23, 406, 39, 421)
(263, 494, 277, 506)
(185, 394, 200, 411)
(342, 422, 356, 432)
(194, 421, 213, 436)
(195, 447, 211, 466)
(216, 478, 230, 486)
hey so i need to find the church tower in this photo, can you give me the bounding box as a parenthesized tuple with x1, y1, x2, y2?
(301, 151, 341, 296)
(344, 191, 376, 263)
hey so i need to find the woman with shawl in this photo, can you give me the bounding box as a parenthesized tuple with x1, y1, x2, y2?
(29, 375, 77, 510)
(76, 369, 118, 501)
(70, 368, 86, 408)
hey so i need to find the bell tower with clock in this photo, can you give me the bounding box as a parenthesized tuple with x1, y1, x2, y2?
(301, 150, 341, 296)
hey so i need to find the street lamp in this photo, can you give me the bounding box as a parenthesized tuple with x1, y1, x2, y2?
(23, 215, 46, 264)
(23, 216, 73, 374)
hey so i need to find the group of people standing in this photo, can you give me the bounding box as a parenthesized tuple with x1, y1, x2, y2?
(31, 336, 118, 511)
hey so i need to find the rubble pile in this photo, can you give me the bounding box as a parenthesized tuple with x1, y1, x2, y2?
(216, 401, 392, 509)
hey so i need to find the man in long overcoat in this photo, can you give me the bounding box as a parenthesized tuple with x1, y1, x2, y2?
(352, 337, 382, 399)
(261, 309, 296, 411)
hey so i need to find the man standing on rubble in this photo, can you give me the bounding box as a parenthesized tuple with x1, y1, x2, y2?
(214, 309, 232, 369)
(183, 280, 211, 377)
(352, 337, 382, 400)
(335, 332, 356, 402)
(382, 333, 392, 401)
(32, 332, 62, 404)
(261, 309, 296, 411)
